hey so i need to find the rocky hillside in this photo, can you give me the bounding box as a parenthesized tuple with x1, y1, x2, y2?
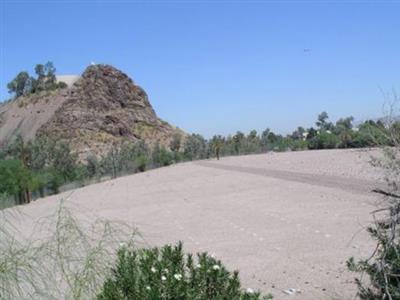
(0, 64, 184, 157)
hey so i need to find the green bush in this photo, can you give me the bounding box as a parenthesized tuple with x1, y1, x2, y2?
(347, 146, 400, 299)
(308, 132, 340, 149)
(97, 242, 271, 300)
(57, 81, 68, 89)
(135, 155, 148, 172)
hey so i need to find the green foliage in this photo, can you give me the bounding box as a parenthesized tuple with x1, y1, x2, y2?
(97, 242, 271, 300)
(315, 111, 334, 131)
(135, 155, 149, 172)
(347, 233, 400, 299)
(57, 81, 68, 89)
(0, 159, 37, 204)
(348, 137, 400, 298)
(7, 61, 64, 99)
(7, 71, 32, 97)
(352, 121, 391, 147)
(308, 132, 340, 150)
(86, 155, 101, 179)
(0, 202, 136, 299)
(152, 143, 174, 167)
(170, 133, 182, 153)
(183, 134, 208, 161)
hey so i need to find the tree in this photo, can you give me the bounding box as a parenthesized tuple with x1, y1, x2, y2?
(86, 155, 100, 179)
(0, 159, 37, 204)
(233, 131, 245, 155)
(308, 132, 339, 149)
(183, 134, 208, 160)
(260, 128, 270, 152)
(7, 71, 31, 97)
(335, 117, 355, 148)
(210, 135, 224, 160)
(245, 130, 260, 154)
(169, 133, 182, 153)
(316, 111, 333, 131)
(51, 142, 78, 181)
(152, 143, 173, 167)
(44, 61, 57, 89)
(291, 127, 306, 141)
(8, 61, 62, 98)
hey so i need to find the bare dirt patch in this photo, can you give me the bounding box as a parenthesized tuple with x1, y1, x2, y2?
(4, 149, 381, 299)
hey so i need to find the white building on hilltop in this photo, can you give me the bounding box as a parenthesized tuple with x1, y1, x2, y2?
(56, 75, 80, 87)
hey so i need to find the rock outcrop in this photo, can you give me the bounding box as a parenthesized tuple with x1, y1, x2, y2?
(0, 64, 184, 157)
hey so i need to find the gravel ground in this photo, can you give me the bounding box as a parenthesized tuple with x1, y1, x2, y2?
(5, 148, 382, 299)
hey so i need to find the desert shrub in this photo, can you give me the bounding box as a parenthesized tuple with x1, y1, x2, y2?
(0, 202, 137, 299)
(152, 144, 174, 167)
(97, 242, 271, 300)
(308, 132, 340, 149)
(347, 147, 400, 299)
(183, 134, 208, 160)
(86, 155, 101, 179)
(57, 81, 68, 89)
(135, 155, 148, 172)
(348, 98, 400, 299)
(0, 159, 38, 204)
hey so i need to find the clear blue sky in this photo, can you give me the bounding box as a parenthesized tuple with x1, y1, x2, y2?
(1, 1, 399, 137)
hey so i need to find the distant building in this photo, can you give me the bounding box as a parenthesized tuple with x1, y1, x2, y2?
(56, 75, 80, 87)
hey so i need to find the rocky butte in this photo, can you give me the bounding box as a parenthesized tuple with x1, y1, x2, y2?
(0, 64, 184, 158)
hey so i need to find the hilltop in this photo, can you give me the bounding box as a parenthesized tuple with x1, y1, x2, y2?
(0, 64, 184, 158)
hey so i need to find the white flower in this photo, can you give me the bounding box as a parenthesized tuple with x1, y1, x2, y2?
(196, 263, 201, 268)
(151, 267, 156, 273)
(164, 268, 169, 274)
(246, 288, 254, 294)
(119, 242, 126, 247)
(161, 275, 167, 281)
(146, 286, 151, 291)
(212, 265, 220, 270)
(174, 273, 182, 281)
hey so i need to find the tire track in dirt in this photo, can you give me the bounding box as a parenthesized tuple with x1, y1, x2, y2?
(195, 161, 379, 195)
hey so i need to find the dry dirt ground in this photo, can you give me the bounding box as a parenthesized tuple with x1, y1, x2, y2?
(5, 148, 383, 299)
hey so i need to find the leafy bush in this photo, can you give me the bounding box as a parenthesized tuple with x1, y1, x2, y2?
(308, 132, 340, 149)
(57, 81, 68, 89)
(152, 144, 174, 167)
(0, 159, 38, 204)
(98, 242, 271, 300)
(348, 142, 400, 297)
(135, 155, 148, 172)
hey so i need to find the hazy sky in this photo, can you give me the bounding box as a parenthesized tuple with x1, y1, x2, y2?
(1, 1, 399, 137)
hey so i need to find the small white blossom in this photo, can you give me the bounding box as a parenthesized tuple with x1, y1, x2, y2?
(151, 267, 156, 273)
(161, 275, 167, 281)
(196, 263, 201, 268)
(164, 268, 169, 274)
(146, 286, 151, 291)
(119, 242, 126, 247)
(212, 265, 220, 270)
(174, 273, 182, 281)
(246, 288, 254, 294)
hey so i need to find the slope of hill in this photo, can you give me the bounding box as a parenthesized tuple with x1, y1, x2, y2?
(0, 64, 184, 157)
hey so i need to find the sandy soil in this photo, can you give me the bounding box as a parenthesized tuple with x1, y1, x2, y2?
(4, 148, 383, 299)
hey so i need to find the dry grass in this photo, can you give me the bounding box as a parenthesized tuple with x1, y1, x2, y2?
(0, 201, 139, 300)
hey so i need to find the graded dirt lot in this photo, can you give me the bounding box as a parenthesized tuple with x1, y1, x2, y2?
(5, 148, 383, 299)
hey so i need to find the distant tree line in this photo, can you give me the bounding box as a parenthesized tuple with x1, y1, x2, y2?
(0, 111, 397, 208)
(7, 62, 67, 98)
